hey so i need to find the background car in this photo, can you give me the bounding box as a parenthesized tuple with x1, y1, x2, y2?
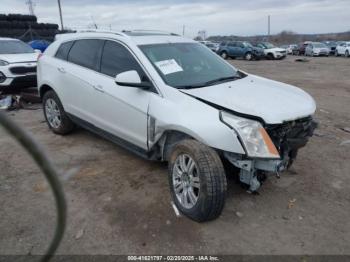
(28, 39, 51, 53)
(256, 42, 287, 60)
(323, 41, 337, 55)
(217, 41, 265, 60)
(202, 41, 219, 52)
(305, 42, 330, 56)
(295, 41, 311, 56)
(335, 41, 350, 57)
(0, 37, 39, 94)
(281, 44, 297, 55)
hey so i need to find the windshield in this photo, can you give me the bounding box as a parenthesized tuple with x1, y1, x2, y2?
(244, 42, 253, 48)
(0, 40, 34, 54)
(263, 43, 275, 49)
(139, 43, 239, 89)
(313, 43, 327, 48)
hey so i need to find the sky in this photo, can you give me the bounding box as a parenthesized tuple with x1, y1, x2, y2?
(2, 0, 349, 37)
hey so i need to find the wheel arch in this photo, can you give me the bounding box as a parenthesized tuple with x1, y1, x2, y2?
(39, 84, 54, 99)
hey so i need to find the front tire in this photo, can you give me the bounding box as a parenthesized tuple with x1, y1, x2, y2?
(168, 139, 227, 222)
(43, 90, 75, 135)
(346, 50, 349, 58)
(244, 52, 253, 61)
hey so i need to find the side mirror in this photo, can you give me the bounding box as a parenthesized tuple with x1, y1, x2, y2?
(115, 70, 152, 89)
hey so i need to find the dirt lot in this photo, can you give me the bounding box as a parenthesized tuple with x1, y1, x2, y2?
(1, 56, 350, 256)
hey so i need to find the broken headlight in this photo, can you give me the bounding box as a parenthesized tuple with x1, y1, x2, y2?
(220, 111, 280, 159)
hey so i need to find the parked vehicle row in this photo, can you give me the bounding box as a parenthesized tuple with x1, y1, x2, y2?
(284, 41, 350, 57)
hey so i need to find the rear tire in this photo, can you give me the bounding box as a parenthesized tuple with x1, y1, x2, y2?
(346, 50, 349, 58)
(220, 51, 228, 60)
(42, 90, 75, 135)
(168, 139, 227, 222)
(335, 50, 339, 57)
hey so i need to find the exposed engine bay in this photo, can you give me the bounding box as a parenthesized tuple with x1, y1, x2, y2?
(224, 116, 317, 192)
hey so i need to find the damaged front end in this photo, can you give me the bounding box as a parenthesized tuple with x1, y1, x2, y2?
(224, 116, 317, 192)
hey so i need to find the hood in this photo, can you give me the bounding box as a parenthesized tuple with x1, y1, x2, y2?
(0, 53, 39, 64)
(181, 75, 316, 124)
(267, 47, 286, 52)
(314, 47, 329, 52)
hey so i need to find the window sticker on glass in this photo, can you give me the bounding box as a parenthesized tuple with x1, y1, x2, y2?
(155, 59, 183, 75)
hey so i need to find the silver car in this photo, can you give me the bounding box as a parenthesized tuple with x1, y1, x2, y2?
(305, 42, 330, 56)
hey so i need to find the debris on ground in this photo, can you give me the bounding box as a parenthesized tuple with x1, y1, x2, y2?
(295, 58, 309, 62)
(0, 89, 41, 111)
(75, 228, 85, 240)
(288, 198, 297, 209)
(340, 140, 350, 146)
(0, 95, 12, 110)
(340, 127, 350, 134)
(235, 211, 244, 218)
(319, 109, 329, 114)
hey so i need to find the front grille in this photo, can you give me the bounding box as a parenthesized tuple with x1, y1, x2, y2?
(266, 116, 317, 157)
(9, 66, 37, 75)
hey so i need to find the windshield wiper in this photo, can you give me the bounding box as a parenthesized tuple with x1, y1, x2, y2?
(175, 75, 241, 90)
(203, 75, 241, 86)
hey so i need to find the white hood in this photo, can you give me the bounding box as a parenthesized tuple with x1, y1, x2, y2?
(181, 75, 316, 124)
(266, 47, 285, 52)
(0, 53, 39, 64)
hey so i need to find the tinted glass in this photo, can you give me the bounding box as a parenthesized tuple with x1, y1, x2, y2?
(0, 40, 34, 54)
(101, 41, 143, 78)
(55, 41, 74, 60)
(68, 39, 103, 70)
(228, 42, 236, 47)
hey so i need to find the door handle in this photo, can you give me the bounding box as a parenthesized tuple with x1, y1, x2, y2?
(57, 67, 66, 73)
(93, 84, 104, 93)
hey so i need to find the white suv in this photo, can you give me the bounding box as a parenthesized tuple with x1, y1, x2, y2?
(0, 37, 39, 93)
(38, 31, 317, 222)
(335, 42, 350, 57)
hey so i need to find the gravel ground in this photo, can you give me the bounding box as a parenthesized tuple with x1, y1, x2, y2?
(0, 56, 350, 255)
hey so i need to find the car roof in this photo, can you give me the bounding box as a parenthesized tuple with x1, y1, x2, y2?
(54, 30, 195, 46)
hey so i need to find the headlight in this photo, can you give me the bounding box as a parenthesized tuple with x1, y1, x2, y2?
(0, 60, 9, 66)
(220, 111, 280, 159)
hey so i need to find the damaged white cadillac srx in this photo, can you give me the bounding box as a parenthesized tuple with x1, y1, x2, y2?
(37, 30, 317, 222)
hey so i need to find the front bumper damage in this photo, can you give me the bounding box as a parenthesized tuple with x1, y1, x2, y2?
(224, 116, 317, 192)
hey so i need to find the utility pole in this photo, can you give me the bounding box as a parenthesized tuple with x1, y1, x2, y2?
(182, 25, 185, 36)
(57, 0, 64, 30)
(268, 15, 271, 40)
(26, 0, 35, 16)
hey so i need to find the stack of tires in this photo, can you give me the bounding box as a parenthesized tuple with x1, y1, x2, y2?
(0, 13, 59, 41)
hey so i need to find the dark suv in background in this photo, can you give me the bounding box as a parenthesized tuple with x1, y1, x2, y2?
(217, 41, 265, 60)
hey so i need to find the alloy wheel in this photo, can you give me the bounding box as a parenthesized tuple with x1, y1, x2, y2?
(172, 154, 200, 209)
(45, 98, 62, 129)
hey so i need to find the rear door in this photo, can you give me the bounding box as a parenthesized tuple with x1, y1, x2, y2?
(63, 39, 104, 122)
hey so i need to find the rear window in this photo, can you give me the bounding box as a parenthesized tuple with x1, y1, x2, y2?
(55, 41, 74, 60)
(67, 39, 104, 70)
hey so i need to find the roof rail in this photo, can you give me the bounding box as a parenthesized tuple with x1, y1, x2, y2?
(122, 30, 179, 36)
(76, 29, 129, 37)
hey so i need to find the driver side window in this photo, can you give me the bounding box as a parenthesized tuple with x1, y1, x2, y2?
(100, 41, 145, 79)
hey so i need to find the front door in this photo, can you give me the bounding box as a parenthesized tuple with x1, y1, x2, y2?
(89, 40, 152, 150)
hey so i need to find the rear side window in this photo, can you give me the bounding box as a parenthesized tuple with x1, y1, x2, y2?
(55, 41, 74, 60)
(68, 39, 104, 70)
(100, 41, 143, 78)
